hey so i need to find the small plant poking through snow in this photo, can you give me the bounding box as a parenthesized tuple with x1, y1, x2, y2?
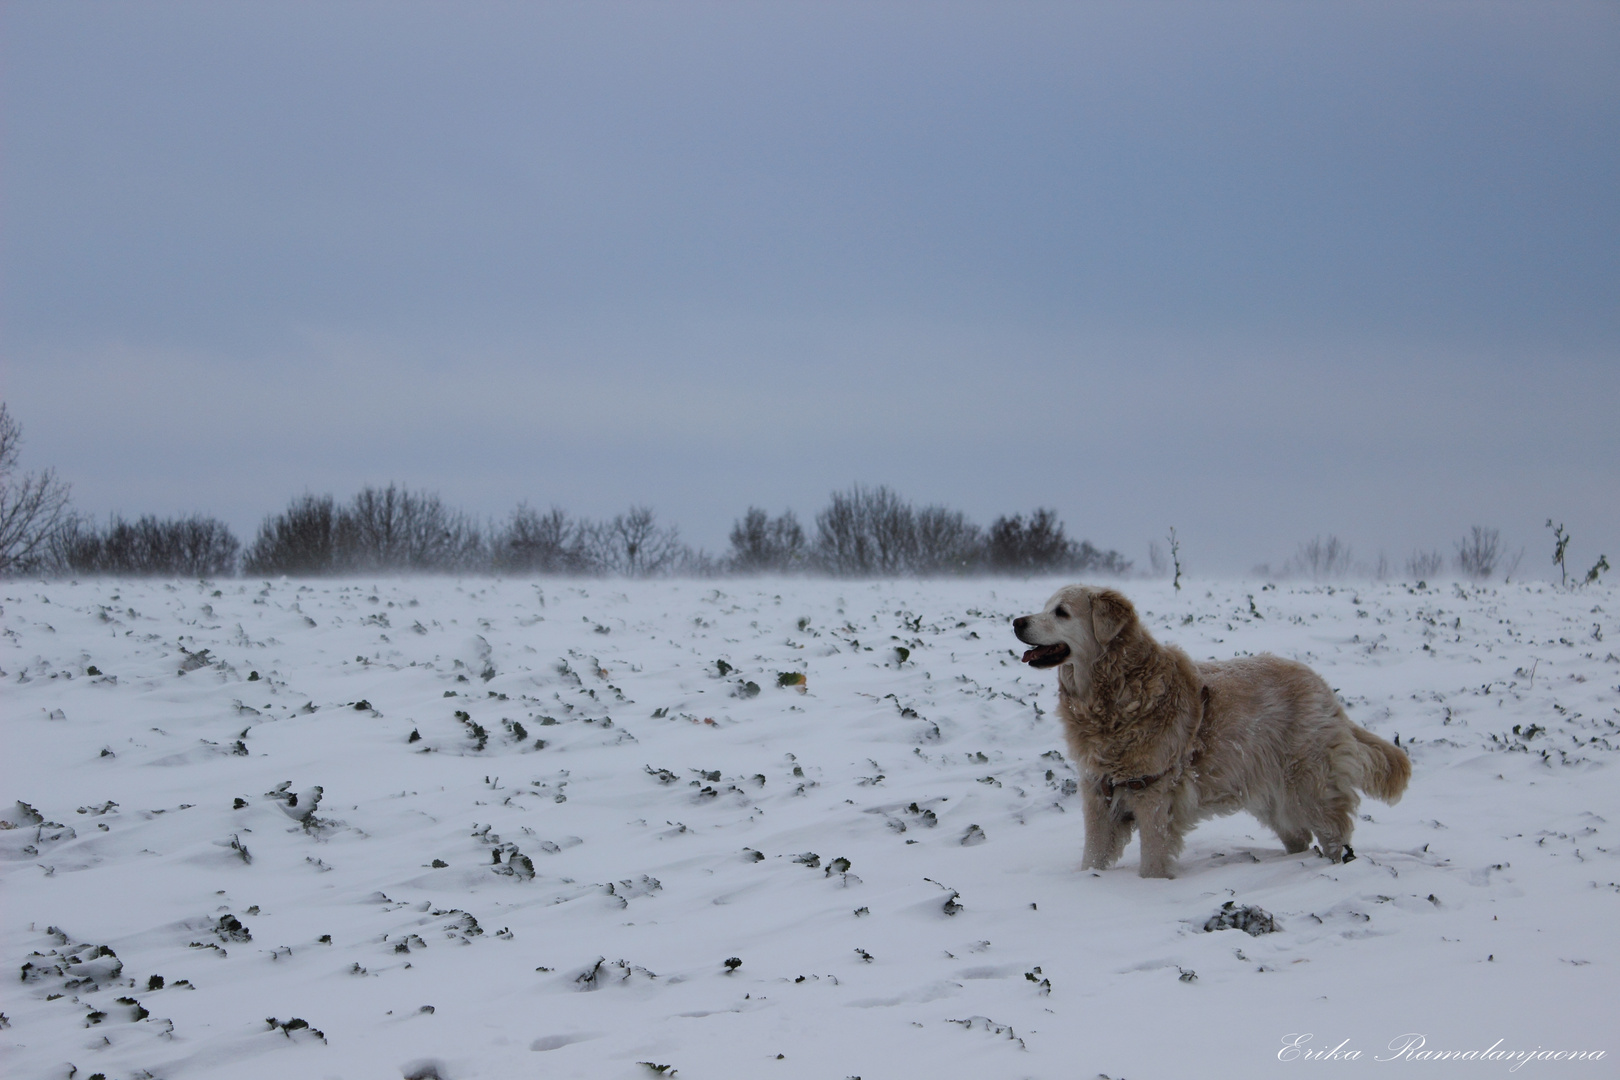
(575, 956, 658, 990)
(265, 1016, 326, 1042)
(1168, 527, 1183, 591)
(947, 1015, 1026, 1049)
(455, 710, 489, 751)
(1202, 901, 1279, 936)
(1548, 519, 1572, 586)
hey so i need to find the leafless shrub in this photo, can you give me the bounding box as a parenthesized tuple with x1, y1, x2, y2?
(671, 545, 724, 578)
(336, 485, 484, 573)
(1074, 540, 1133, 576)
(0, 403, 74, 576)
(493, 504, 586, 574)
(986, 509, 1070, 573)
(727, 508, 807, 573)
(813, 485, 916, 576)
(245, 486, 483, 575)
(56, 513, 240, 576)
(912, 506, 981, 575)
(578, 506, 685, 577)
(1406, 549, 1443, 580)
(1287, 535, 1353, 580)
(1454, 526, 1500, 580)
(244, 494, 338, 575)
(812, 490, 1126, 577)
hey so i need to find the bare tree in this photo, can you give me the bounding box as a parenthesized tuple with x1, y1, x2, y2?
(986, 509, 1069, 573)
(0, 403, 74, 576)
(1405, 549, 1443, 581)
(493, 504, 585, 574)
(335, 484, 484, 572)
(1454, 526, 1501, 580)
(244, 494, 338, 575)
(581, 506, 685, 577)
(983, 508, 1129, 575)
(243, 485, 483, 575)
(1288, 535, 1353, 580)
(728, 507, 806, 573)
(55, 513, 239, 576)
(912, 505, 980, 574)
(813, 485, 916, 576)
(1073, 540, 1133, 576)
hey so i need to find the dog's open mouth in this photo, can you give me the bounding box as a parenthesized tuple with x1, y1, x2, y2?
(1020, 642, 1071, 668)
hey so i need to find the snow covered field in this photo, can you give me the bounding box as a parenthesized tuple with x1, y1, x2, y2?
(2, 575, 1616, 1080)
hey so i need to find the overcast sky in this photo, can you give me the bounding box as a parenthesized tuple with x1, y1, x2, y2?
(2, 1, 1616, 575)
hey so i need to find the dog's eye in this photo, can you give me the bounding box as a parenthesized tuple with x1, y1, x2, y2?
(1055, 606, 1069, 619)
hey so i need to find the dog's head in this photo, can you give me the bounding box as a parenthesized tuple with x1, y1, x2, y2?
(1012, 585, 1139, 670)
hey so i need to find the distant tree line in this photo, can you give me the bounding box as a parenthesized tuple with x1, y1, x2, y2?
(230, 482, 1128, 578)
(2, 444, 1132, 581)
(730, 486, 1131, 577)
(16, 401, 1592, 584)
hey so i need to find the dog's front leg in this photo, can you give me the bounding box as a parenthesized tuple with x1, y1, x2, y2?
(1134, 790, 1182, 879)
(1080, 775, 1132, 870)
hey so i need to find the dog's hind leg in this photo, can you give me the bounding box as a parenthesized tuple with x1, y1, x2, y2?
(1080, 776, 1133, 870)
(1310, 731, 1375, 862)
(1307, 791, 1359, 863)
(1256, 803, 1313, 854)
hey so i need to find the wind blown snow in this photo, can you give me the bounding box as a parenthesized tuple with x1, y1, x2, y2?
(2, 577, 1616, 1078)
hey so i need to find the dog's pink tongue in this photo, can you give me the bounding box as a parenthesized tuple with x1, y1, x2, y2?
(1022, 644, 1067, 665)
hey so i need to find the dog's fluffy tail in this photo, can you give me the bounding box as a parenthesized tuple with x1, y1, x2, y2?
(1351, 725, 1411, 804)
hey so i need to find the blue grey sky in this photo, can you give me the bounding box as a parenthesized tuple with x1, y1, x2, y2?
(3, 2, 1616, 574)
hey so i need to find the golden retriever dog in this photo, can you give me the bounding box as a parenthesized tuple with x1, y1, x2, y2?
(1013, 585, 1410, 878)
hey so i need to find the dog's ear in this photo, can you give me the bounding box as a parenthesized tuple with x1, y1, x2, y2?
(1090, 589, 1136, 645)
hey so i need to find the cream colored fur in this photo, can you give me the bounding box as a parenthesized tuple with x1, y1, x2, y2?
(1013, 585, 1410, 878)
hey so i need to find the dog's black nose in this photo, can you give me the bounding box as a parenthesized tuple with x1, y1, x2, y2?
(1013, 616, 1029, 633)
